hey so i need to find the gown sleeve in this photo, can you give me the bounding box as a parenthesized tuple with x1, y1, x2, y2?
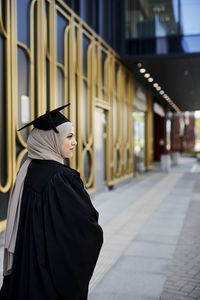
(41, 170, 103, 300)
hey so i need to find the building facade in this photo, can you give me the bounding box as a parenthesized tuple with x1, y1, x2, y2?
(0, 0, 155, 233)
(1, 0, 195, 234)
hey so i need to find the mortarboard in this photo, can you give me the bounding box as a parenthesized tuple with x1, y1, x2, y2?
(18, 104, 71, 133)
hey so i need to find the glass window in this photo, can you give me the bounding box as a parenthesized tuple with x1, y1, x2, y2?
(181, 36, 200, 53)
(79, 0, 98, 31)
(57, 12, 68, 65)
(126, 0, 179, 38)
(180, 0, 200, 35)
(17, 0, 31, 46)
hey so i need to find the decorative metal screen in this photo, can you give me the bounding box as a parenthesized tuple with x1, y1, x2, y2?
(0, 0, 136, 203)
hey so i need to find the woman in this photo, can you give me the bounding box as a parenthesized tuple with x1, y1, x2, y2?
(0, 104, 103, 300)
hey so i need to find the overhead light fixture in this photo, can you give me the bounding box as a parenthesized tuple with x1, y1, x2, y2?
(137, 62, 142, 68)
(148, 77, 153, 82)
(144, 73, 150, 78)
(156, 86, 161, 91)
(160, 90, 164, 95)
(139, 68, 146, 73)
(153, 83, 158, 88)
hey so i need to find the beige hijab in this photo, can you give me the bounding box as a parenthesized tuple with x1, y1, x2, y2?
(3, 122, 73, 276)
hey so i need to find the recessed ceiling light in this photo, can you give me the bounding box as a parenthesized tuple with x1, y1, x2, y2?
(153, 83, 158, 88)
(148, 77, 153, 82)
(156, 86, 161, 91)
(163, 94, 168, 99)
(140, 68, 146, 73)
(160, 90, 164, 95)
(137, 63, 142, 68)
(144, 73, 150, 78)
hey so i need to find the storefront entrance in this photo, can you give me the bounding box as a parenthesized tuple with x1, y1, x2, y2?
(133, 111, 146, 173)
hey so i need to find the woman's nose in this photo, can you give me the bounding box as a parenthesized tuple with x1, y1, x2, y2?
(72, 138, 77, 145)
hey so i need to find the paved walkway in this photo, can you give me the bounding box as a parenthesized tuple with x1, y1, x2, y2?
(160, 174, 200, 300)
(89, 157, 200, 300)
(0, 157, 200, 300)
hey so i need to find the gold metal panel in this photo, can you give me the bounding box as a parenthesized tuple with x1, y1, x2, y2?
(0, 0, 12, 193)
(145, 88, 154, 169)
(75, 25, 95, 190)
(0, 0, 135, 202)
(36, 0, 46, 115)
(0, 220, 6, 233)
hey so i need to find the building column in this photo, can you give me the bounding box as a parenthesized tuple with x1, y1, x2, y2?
(145, 88, 154, 169)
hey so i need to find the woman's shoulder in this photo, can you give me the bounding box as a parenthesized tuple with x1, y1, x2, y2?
(30, 159, 79, 174)
(25, 159, 81, 192)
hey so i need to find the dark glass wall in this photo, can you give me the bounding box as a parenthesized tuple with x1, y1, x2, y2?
(63, 0, 125, 54)
(125, 0, 200, 56)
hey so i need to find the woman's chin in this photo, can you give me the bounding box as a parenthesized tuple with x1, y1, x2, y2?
(65, 153, 74, 159)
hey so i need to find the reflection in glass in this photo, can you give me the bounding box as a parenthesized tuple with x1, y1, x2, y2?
(17, 0, 31, 46)
(57, 12, 68, 64)
(113, 97, 118, 144)
(115, 149, 120, 173)
(125, 149, 129, 171)
(133, 111, 145, 173)
(101, 51, 106, 89)
(115, 63, 119, 90)
(181, 36, 200, 53)
(180, 0, 200, 35)
(125, 0, 200, 54)
(1, 0, 6, 30)
(57, 68, 65, 107)
(126, 0, 178, 39)
(18, 47, 30, 141)
(82, 80, 88, 141)
(83, 35, 90, 77)
(45, 1, 50, 52)
(84, 150, 91, 182)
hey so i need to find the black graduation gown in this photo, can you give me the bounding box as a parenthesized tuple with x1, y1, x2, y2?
(0, 159, 103, 300)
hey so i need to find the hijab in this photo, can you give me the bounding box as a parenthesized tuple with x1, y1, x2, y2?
(3, 122, 73, 276)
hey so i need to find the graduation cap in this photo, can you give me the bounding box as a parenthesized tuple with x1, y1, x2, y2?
(18, 104, 71, 133)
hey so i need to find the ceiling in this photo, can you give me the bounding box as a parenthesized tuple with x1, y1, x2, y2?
(124, 53, 200, 112)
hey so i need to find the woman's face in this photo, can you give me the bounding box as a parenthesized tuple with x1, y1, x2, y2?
(60, 126, 77, 158)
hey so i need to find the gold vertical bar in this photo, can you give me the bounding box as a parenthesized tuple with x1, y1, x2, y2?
(106, 54, 114, 185)
(30, 0, 36, 121)
(121, 68, 125, 176)
(49, 0, 57, 109)
(0, 0, 12, 192)
(117, 65, 122, 177)
(68, 17, 76, 168)
(36, 0, 46, 114)
(128, 74, 134, 174)
(97, 45, 101, 99)
(88, 38, 95, 189)
(0, 220, 7, 233)
(145, 88, 153, 169)
(10, 0, 17, 180)
(76, 25, 83, 176)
